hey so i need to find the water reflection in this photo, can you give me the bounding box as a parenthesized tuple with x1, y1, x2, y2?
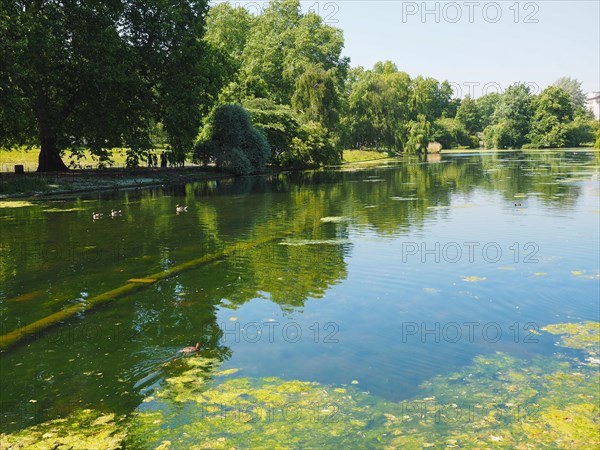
(0, 150, 598, 432)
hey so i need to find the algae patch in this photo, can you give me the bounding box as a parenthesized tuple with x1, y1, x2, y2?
(461, 275, 487, 282)
(3, 322, 599, 449)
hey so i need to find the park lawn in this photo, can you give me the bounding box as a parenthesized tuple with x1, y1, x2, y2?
(0, 147, 167, 172)
(342, 149, 390, 163)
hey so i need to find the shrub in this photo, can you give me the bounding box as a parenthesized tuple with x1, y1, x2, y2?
(282, 122, 341, 168)
(193, 104, 270, 175)
(431, 118, 471, 149)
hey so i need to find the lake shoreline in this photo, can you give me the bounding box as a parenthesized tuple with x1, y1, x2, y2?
(1, 147, 595, 200)
(0, 167, 235, 200)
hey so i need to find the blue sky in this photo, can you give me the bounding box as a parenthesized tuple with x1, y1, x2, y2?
(224, 1, 600, 97)
(322, 1, 600, 96)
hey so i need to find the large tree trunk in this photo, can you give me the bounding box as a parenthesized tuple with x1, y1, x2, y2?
(35, 94, 68, 172)
(37, 133, 68, 172)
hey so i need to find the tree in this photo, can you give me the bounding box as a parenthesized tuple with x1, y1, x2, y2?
(455, 96, 481, 134)
(193, 104, 270, 175)
(553, 77, 586, 112)
(239, 0, 348, 105)
(291, 66, 339, 129)
(484, 83, 533, 148)
(476, 93, 501, 130)
(432, 118, 471, 149)
(410, 77, 454, 121)
(242, 98, 301, 162)
(344, 64, 411, 151)
(528, 86, 574, 148)
(566, 117, 597, 147)
(0, 0, 219, 171)
(405, 114, 431, 154)
(204, 3, 254, 71)
(284, 122, 340, 168)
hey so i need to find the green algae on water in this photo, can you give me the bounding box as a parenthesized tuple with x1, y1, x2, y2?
(3, 322, 599, 449)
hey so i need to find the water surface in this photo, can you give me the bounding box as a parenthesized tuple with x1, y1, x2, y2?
(0, 150, 598, 440)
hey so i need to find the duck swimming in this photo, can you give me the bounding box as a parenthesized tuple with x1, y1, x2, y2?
(110, 209, 122, 217)
(92, 212, 103, 220)
(176, 205, 188, 213)
(179, 342, 201, 353)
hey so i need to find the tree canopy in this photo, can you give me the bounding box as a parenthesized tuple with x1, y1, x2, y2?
(0, 0, 223, 171)
(1, 0, 596, 171)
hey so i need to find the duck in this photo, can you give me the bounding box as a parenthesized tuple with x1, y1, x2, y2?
(92, 212, 103, 220)
(110, 209, 122, 217)
(176, 204, 188, 213)
(179, 342, 201, 353)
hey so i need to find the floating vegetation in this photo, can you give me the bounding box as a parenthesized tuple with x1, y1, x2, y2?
(319, 216, 351, 223)
(422, 287, 439, 294)
(428, 204, 477, 210)
(542, 322, 600, 353)
(0, 200, 35, 208)
(461, 275, 487, 282)
(279, 239, 352, 246)
(0, 409, 126, 449)
(42, 207, 86, 213)
(2, 322, 599, 448)
(570, 270, 600, 280)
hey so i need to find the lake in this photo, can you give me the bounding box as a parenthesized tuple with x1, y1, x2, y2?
(1, 150, 599, 447)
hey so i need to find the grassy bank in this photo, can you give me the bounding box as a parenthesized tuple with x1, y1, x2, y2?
(0, 147, 166, 172)
(342, 149, 390, 163)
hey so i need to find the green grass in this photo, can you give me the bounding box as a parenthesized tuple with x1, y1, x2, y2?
(0, 147, 169, 172)
(342, 149, 390, 163)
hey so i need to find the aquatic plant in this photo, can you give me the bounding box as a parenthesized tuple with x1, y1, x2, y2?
(2, 322, 598, 448)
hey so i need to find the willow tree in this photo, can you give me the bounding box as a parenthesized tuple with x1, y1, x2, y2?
(291, 66, 339, 130)
(0, 0, 220, 171)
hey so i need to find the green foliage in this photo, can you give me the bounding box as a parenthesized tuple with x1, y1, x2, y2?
(204, 3, 255, 71)
(343, 65, 411, 151)
(193, 104, 270, 174)
(238, 0, 348, 105)
(529, 87, 595, 148)
(476, 93, 502, 130)
(455, 95, 481, 134)
(410, 76, 454, 121)
(553, 77, 587, 112)
(405, 114, 431, 154)
(292, 66, 339, 129)
(282, 122, 340, 168)
(0, 0, 222, 171)
(483, 119, 522, 149)
(432, 117, 472, 149)
(566, 116, 598, 147)
(482, 84, 533, 149)
(595, 128, 600, 149)
(243, 98, 302, 161)
(342, 62, 456, 152)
